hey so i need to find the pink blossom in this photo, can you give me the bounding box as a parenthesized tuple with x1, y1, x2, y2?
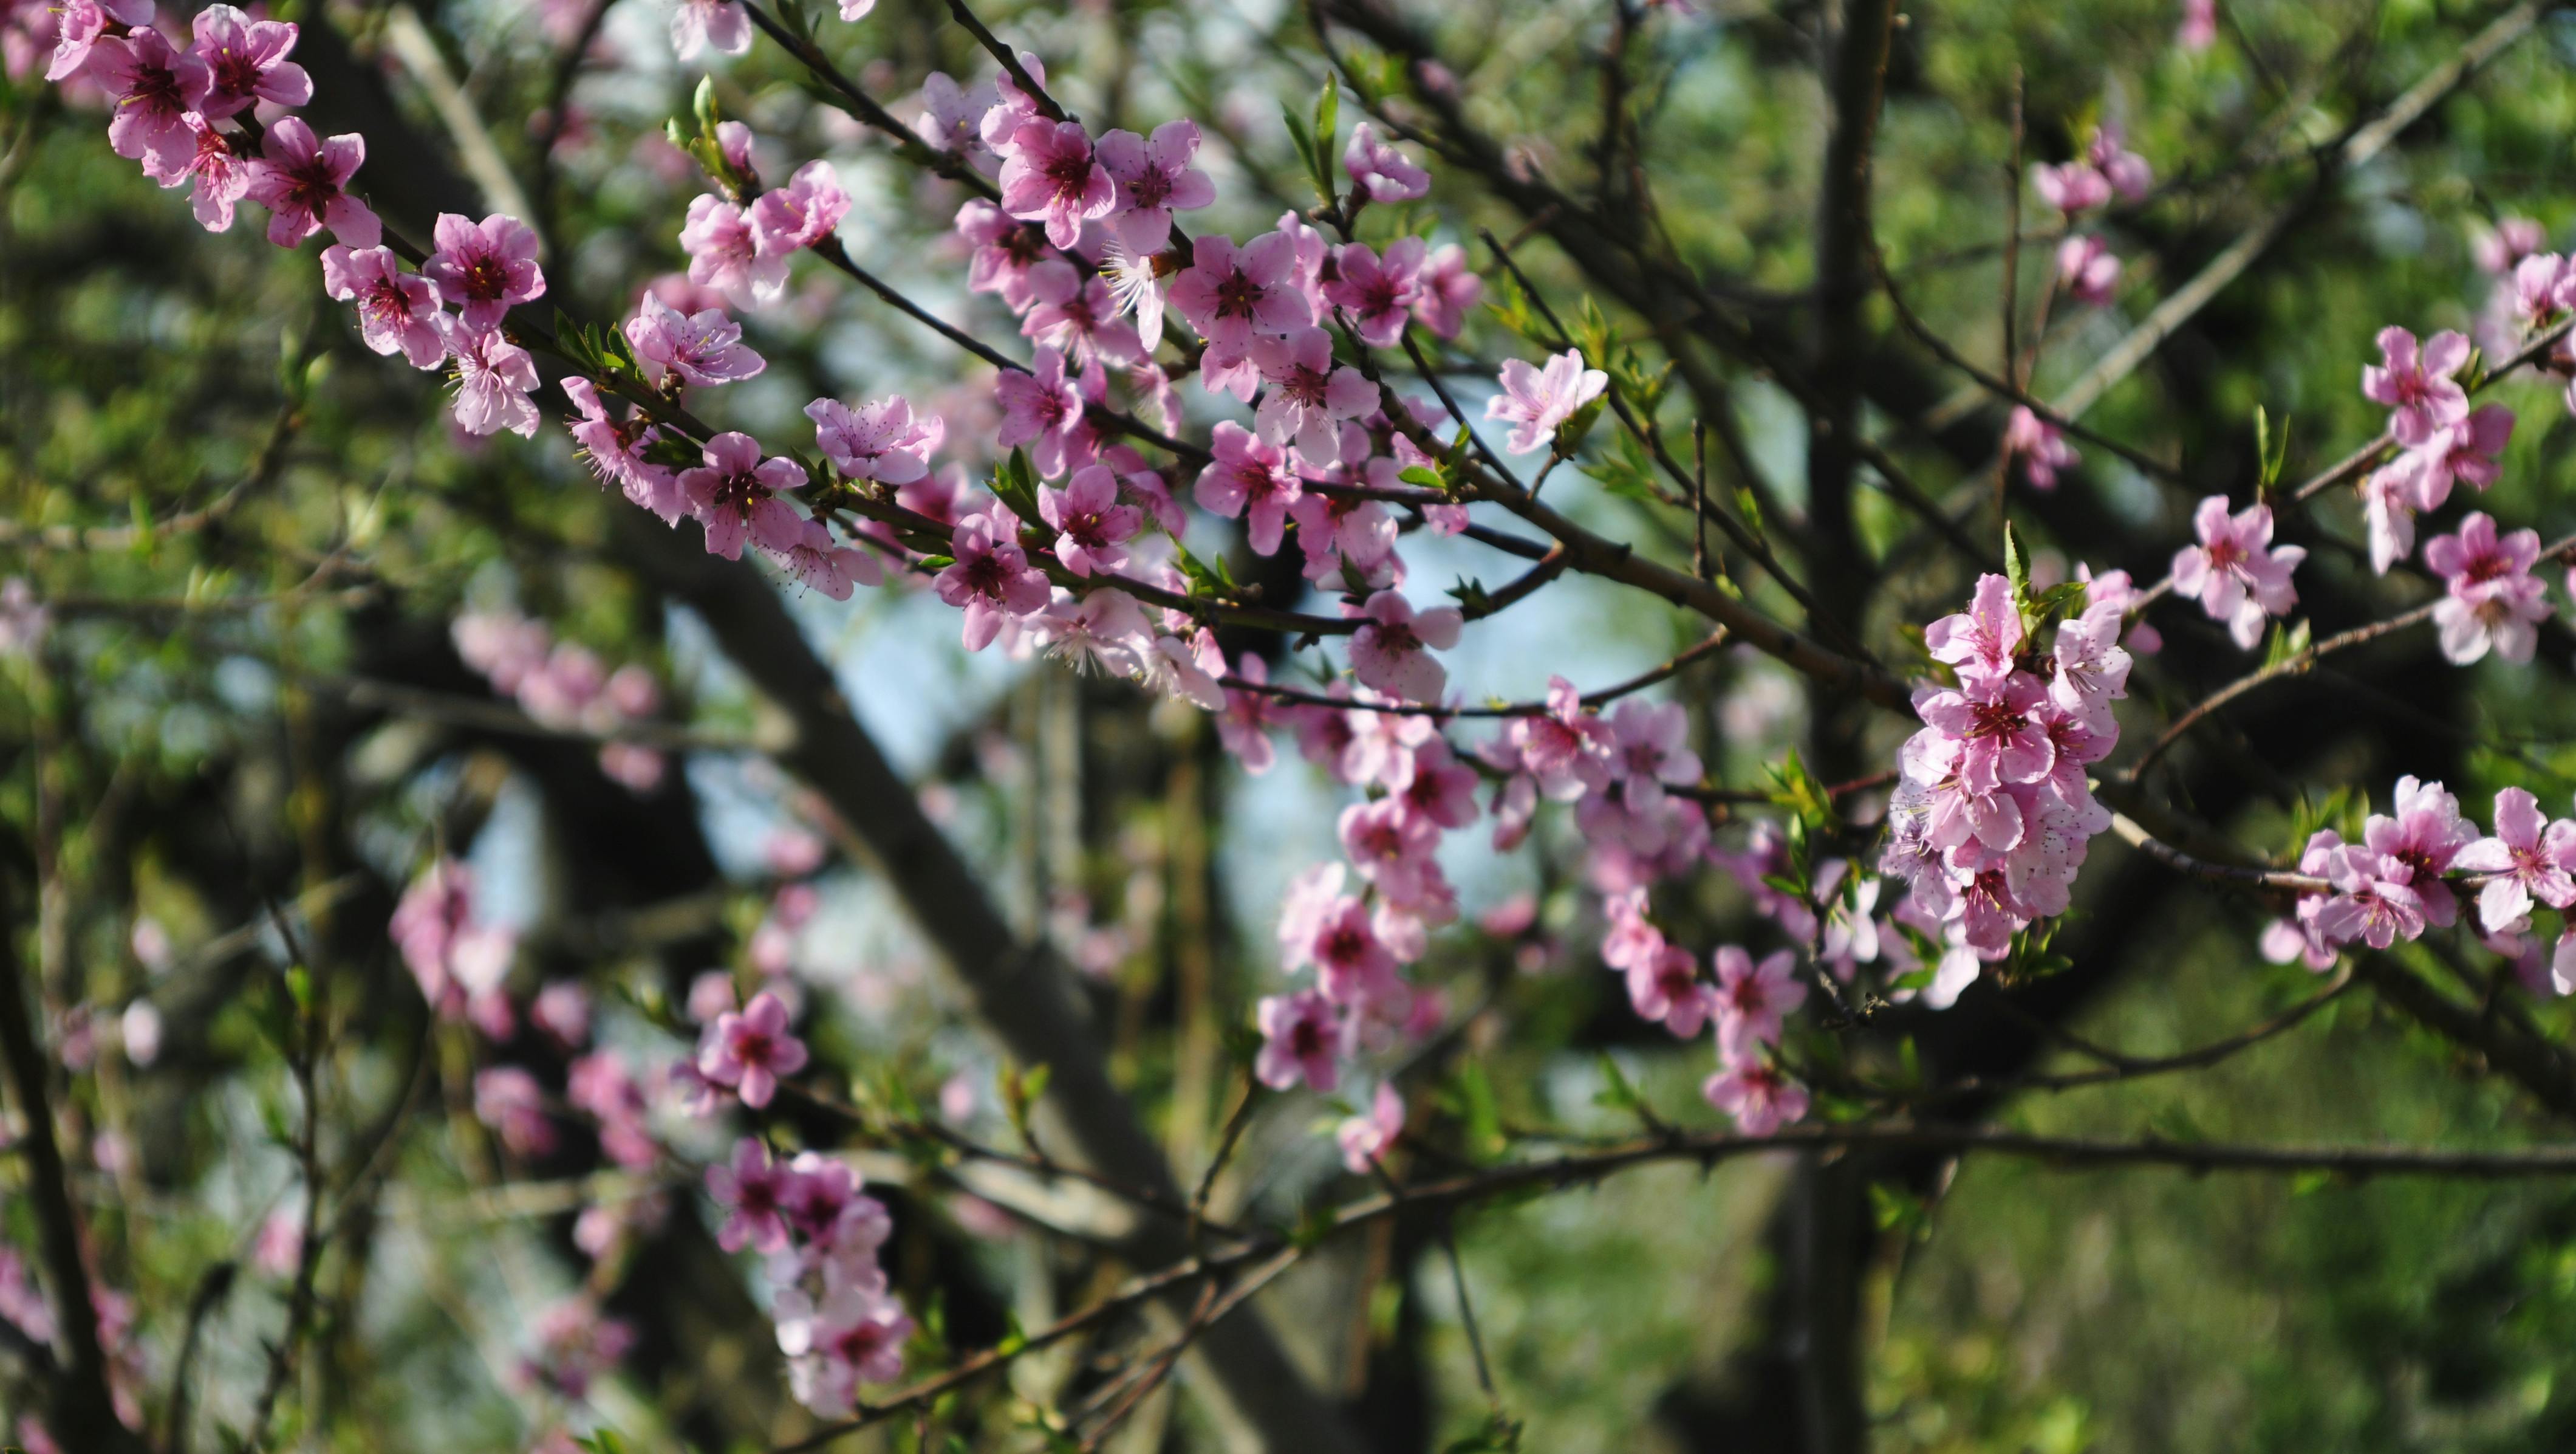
(1252, 327, 1381, 463)
(2003, 405, 2079, 489)
(2360, 467, 2419, 577)
(2478, 216, 2551, 276)
(1916, 671, 2054, 797)
(1301, 894, 1401, 1006)
(2426, 512, 2548, 665)
(561, 377, 685, 521)
(1021, 259, 1145, 368)
(46, 0, 155, 83)
(1712, 945, 1805, 1057)
(624, 295, 765, 388)
(1345, 591, 1462, 702)
(998, 117, 1113, 250)
(1344, 122, 1430, 202)
(994, 345, 1098, 478)
(2031, 161, 2110, 214)
(2509, 252, 2567, 329)
(807, 394, 942, 485)
(1604, 699, 1703, 809)
(955, 199, 1050, 311)
(671, 0, 750, 60)
(1393, 739, 1481, 831)
(2055, 234, 2120, 306)
(934, 511, 1051, 651)
(1149, 628, 1232, 709)
(749, 158, 850, 262)
(2382, 402, 2513, 514)
(1925, 573, 2023, 684)
(2178, 0, 2217, 49)
(517, 1297, 635, 1401)
(2363, 777, 2473, 930)
(154, 112, 251, 231)
(1339, 797, 1442, 905)
(680, 432, 807, 562)
(473, 1067, 555, 1158)
(1254, 989, 1348, 1092)
(448, 327, 542, 438)
(1030, 588, 1150, 676)
(1167, 231, 1313, 349)
(1627, 942, 1716, 1037)
(1323, 238, 1426, 348)
(1486, 348, 1607, 455)
(2086, 123, 2153, 201)
(705, 1137, 794, 1253)
(779, 1280, 914, 1413)
(1096, 118, 1214, 251)
(2311, 847, 2428, 950)
(1509, 676, 1614, 800)
(2455, 787, 2576, 931)
(1193, 421, 1302, 555)
(568, 1052, 660, 1169)
(699, 989, 808, 1108)
(183, 5, 307, 120)
(2169, 495, 2303, 649)
(915, 71, 1002, 174)
(1037, 463, 1143, 577)
(1336, 1082, 1406, 1173)
(781, 518, 881, 600)
(1099, 242, 1170, 348)
(1413, 243, 1483, 340)
(90, 27, 207, 173)
(321, 245, 446, 369)
(422, 212, 546, 333)
(1290, 479, 1399, 588)
(243, 115, 379, 249)
(1216, 653, 1283, 773)
(1703, 1053, 1807, 1136)
(2361, 326, 2472, 447)
(779, 1152, 892, 1258)
(680, 194, 783, 309)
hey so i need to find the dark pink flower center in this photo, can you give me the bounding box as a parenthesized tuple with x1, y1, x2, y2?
(1212, 269, 1267, 321)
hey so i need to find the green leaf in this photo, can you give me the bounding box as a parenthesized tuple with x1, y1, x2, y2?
(1398, 465, 1446, 490)
(1313, 74, 1341, 168)
(988, 447, 1041, 523)
(2002, 519, 2029, 606)
(1280, 104, 1319, 187)
(916, 554, 955, 570)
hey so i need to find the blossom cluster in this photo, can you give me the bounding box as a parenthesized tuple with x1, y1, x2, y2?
(1880, 573, 2130, 999)
(705, 1136, 913, 1417)
(453, 610, 671, 790)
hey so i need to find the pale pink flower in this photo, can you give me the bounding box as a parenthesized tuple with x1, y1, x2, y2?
(994, 345, 1098, 478)
(955, 199, 1050, 310)
(1703, 1053, 1807, 1136)
(1216, 654, 1283, 773)
(1604, 699, 1703, 809)
(2055, 233, 2120, 306)
(1167, 231, 1313, 348)
(1193, 421, 1302, 555)
(624, 295, 765, 388)
(448, 326, 542, 438)
(2086, 123, 2153, 201)
(1301, 893, 1401, 1006)
(154, 112, 251, 231)
(1096, 118, 1214, 252)
(699, 989, 808, 1108)
(934, 511, 1051, 651)
(2050, 595, 2133, 732)
(2478, 216, 2551, 276)
(2360, 467, 2419, 577)
(561, 377, 685, 521)
(1925, 572, 2024, 684)
(1627, 942, 1716, 1038)
(2509, 252, 2567, 329)
(2426, 512, 2549, 665)
(2383, 402, 2513, 512)
(1322, 237, 1426, 348)
(321, 245, 446, 369)
(1020, 259, 1144, 369)
(1486, 348, 1607, 455)
(1252, 327, 1379, 463)
(780, 517, 881, 600)
(183, 4, 307, 119)
(2169, 495, 2303, 649)
(2178, 0, 2216, 50)
(474, 1067, 555, 1158)
(2455, 787, 2576, 931)
(680, 193, 782, 309)
(705, 1137, 793, 1253)
(1037, 463, 1141, 577)
(1393, 739, 1481, 831)
(1336, 1082, 1406, 1173)
(46, 0, 155, 83)
(2031, 161, 2110, 214)
(671, 0, 750, 60)
(244, 116, 380, 249)
(1412, 243, 1483, 340)
(91, 27, 207, 173)
(2312, 847, 2428, 951)
(807, 394, 941, 485)
(1343, 122, 1430, 202)
(2363, 777, 2473, 930)
(2361, 326, 2472, 447)
(743, 157, 841, 258)
(914, 71, 1002, 174)
(1345, 590, 1463, 702)
(1339, 797, 1442, 905)
(779, 1151, 892, 1258)
(680, 432, 806, 561)
(998, 117, 1113, 250)
(1508, 676, 1614, 800)
(1030, 588, 1150, 676)
(1712, 945, 1805, 1057)
(1254, 989, 1348, 1092)
(516, 1297, 635, 1401)
(422, 213, 546, 333)
(778, 1280, 913, 1414)
(2003, 405, 2078, 489)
